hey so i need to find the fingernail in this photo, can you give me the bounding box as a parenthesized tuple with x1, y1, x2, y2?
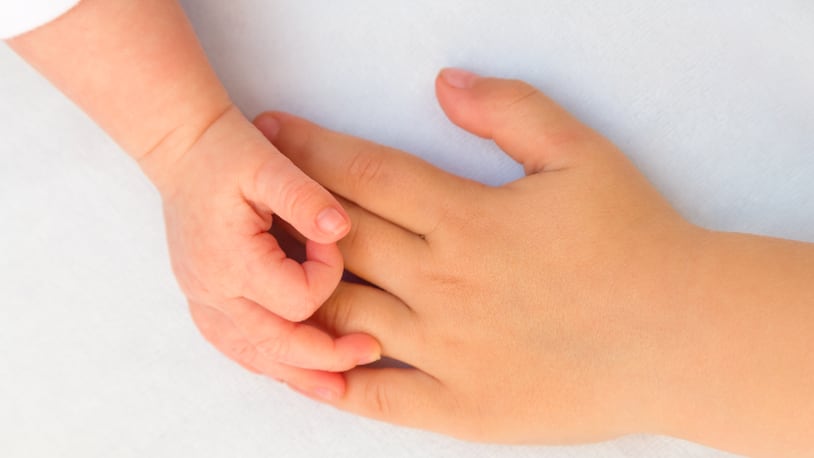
(289, 383, 339, 402)
(313, 387, 338, 402)
(358, 351, 382, 366)
(441, 67, 479, 89)
(317, 207, 349, 237)
(256, 115, 281, 140)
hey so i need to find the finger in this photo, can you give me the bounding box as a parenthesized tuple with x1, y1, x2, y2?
(337, 197, 427, 293)
(254, 112, 481, 237)
(312, 282, 419, 363)
(320, 368, 453, 434)
(436, 68, 606, 174)
(189, 301, 263, 374)
(188, 301, 346, 399)
(222, 298, 382, 372)
(241, 231, 343, 322)
(243, 137, 350, 243)
(271, 197, 427, 294)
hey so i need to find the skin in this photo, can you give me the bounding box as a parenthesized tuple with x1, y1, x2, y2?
(7, 2, 812, 453)
(6, 0, 380, 395)
(243, 70, 810, 457)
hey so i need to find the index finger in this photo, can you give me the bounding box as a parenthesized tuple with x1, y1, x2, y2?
(254, 113, 481, 237)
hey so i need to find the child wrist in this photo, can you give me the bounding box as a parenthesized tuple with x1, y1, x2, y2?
(135, 102, 238, 195)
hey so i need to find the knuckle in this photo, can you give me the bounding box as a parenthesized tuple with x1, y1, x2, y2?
(426, 271, 468, 293)
(251, 159, 282, 208)
(254, 332, 291, 362)
(417, 250, 481, 306)
(429, 199, 490, 245)
(253, 271, 320, 323)
(346, 151, 387, 194)
(432, 201, 466, 233)
(285, 295, 320, 322)
(321, 288, 356, 333)
(230, 341, 260, 367)
(366, 381, 393, 417)
(502, 83, 540, 112)
(278, 175, 325, 222)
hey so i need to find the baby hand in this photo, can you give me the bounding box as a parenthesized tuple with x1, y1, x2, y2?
(255, 71, 708, 442)
(151, 107, 380, 396)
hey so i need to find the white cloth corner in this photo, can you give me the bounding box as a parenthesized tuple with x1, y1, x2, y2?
(0, 0, 81, 40)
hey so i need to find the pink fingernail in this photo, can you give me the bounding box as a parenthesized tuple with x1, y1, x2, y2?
(288, 383, 338, 402)
(358, 351, 382, 366)
(256, 115, 281, 140)
(441, 68, 479, 89)
(317, 207, 349, 237)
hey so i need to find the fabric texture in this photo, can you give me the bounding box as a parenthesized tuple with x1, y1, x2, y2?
(0, 0, 80, 39)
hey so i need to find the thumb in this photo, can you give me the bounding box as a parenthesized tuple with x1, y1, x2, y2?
(435, 68, 603, 174)
(249, 116, 350, 244)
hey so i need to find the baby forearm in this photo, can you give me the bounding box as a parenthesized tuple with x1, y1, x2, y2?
(666, 232, 814, 457)
(7, 0, 231, 184)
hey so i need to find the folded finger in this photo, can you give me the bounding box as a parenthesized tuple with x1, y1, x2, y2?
(240, 232, 343, 322)
(221, 298, 381, 372)
(188, 301, 346, 397)
(243, 148, 350, 243)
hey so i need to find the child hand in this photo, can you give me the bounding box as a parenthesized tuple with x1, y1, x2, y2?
(253, 71, 703, 442)
(6, 0, 380, 397)
(153, 107, 380, 395)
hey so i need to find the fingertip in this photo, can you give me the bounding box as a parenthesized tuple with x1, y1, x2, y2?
(435, 69, 490, 140)
(288, 380, 344, 403)
(277, 200, 349, 246)
(254, 111, 306, 135)
(438, 67, 480, 89)
(254, 112, 281, 140)
(236, 360, 264, 375)
(336, 333, 382, 366)
(257, 241, 343, 323)
(303, 240, 344, 273)
(252, 111, 274, 125)
(315, 206, 351, 241)
(286, 370, 347, 402)
(253, 159, 349, 244)
(436, 68, 470, 107)
(298, 241, 345, 315)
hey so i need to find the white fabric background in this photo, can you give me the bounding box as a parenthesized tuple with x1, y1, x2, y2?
(2, 0, 813, 456)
